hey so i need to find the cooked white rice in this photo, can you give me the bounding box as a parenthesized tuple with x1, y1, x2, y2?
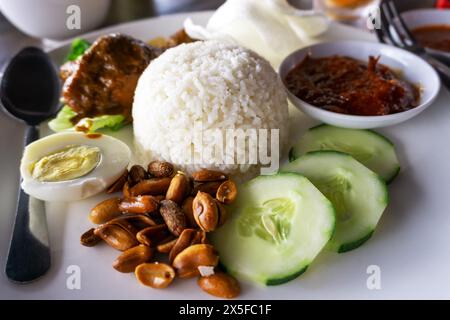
(132, 40, 288, 178)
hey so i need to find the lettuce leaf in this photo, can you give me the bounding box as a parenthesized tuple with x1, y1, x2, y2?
(48, 105, 77, 132)
(76, 114, 126, 132)
(48, 106, 126, 133)
(65, 38, 90, 62)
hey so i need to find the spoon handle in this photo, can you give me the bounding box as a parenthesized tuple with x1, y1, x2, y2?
(5, 125, 51, 283)
(24, 124, 39, 145)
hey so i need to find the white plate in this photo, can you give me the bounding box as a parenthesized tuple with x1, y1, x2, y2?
(1, 11, 450, 300)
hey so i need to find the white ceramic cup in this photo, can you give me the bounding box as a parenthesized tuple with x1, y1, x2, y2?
(0, 0, 111, 40)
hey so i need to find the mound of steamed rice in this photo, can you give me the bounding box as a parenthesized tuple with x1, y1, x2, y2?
(132, 40, 288, 178)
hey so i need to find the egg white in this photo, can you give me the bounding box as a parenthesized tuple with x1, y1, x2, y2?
(20, 132, 131, 202)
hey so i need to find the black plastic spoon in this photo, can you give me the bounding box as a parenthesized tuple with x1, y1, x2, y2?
(0, 47, 60, 283)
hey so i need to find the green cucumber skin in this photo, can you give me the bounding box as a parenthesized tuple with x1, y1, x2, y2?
(367, 130, 400, 185)
(293, 149, 399, 185)
(290, 124, 400, 183)
(303, 149, 348, 158)
(386, 166, 400, 184)
(379, 175, 390, 206)
(326, 201, 337, 240)
(308, 124, 397, 148)
(367, 129, 396, 147)
(273, 170, 338, 243)
(333, 171, 387, 253)
(224, 208, 335, 285)
(288, 147, 296, 162)
(266, 266, 309, 286)
(282, 150, 389, 253)
(214, 172, 336, 286)
(338, 230, 374, 253)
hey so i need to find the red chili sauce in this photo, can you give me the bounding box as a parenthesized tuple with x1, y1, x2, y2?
(284, 55, 420, 116)
(411, 24, 450, 53)
(86, 133, 102, 139)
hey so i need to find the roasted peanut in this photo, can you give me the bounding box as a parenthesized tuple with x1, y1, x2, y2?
(113, 245, 153, 273)
(192, 169, 227, 182)
(89, 197, 122, 224)
(112, 214, 157, 230)
(130, 178, 172, 196)
(154, 195, 166, 203)
(172, 244, 219, 278)
(168, 228, 195, 263)
(192, 192, 219, 232)
(150, 215, 166, 226)
(129, 165, 148, 186)
(159, 200, 187, 236)
(198, 272, 240, 299)
(215, 200, 229, 228)
(106, 170, 128, 194)
(123, 181, 131, 198)
(191, 229, 208, 245)
(193, 181, 222, 196)
(86, 161, 236, 293)
(188, 176, 195, 193)
(135, 262, 176, 289)
(94, 223, 139, 251)
(156, 238, 178, 253)
(108, 216, 139, 236)
(118, 196, 159, 214)
(216, 180, 237, 204)
(166, 172, 189, 204)
(136, 224, 168, 247)
(168, 229, 207, 263)
(148, 161, 174, 178)
(182, 196, 197, 228)
(80, 228, 102, 247)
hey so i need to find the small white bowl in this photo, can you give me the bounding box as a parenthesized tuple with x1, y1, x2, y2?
(279, 40, 441, 129)
(0, 0, 111, 40)
(401, 9, 450, 60)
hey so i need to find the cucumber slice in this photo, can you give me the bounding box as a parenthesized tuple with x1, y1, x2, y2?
(211, 173, 335, 285)
(289, 125, 400, 183)
(282, 151, 388, 253)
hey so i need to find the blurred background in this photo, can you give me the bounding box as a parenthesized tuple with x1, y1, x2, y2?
(0, 0, 439, 69)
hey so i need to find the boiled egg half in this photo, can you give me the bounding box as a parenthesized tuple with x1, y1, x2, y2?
(20, 132, 130, 202)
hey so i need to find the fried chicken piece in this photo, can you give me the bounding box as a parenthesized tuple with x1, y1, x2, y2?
(148, 29, 196, 49)
(60, 60, 78, 82)
(61, 33, 162, 123)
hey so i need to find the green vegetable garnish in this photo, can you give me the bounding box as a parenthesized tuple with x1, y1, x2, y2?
(48, 106, 126, 133)
(52, 38, 126, 133)
(65, 38, 90, 62)
(48, 105, 77, 132)
(76, 114, 126, 132)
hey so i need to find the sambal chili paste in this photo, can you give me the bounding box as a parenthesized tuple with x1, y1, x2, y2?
(284, 55, 420, 116)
